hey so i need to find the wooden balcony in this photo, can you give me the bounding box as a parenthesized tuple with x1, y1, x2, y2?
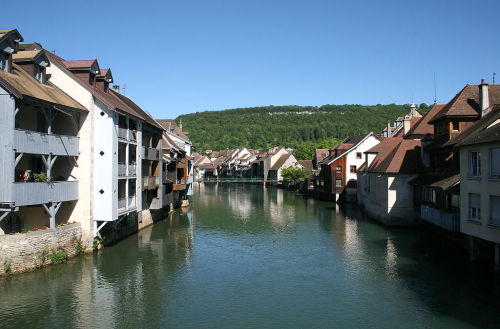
(142, 147, 160, 161)
(420, 204, 460, 232)
(14, 129, 79, 156)
(13, 181, 78, 207)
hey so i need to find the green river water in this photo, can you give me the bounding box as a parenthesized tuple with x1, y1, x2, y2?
(0, 184, 499, 328)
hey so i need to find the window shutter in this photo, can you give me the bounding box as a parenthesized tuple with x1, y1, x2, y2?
(490, 196, 500, 226)
(490, 148, 500, 178)
(469, 193, 480, 208)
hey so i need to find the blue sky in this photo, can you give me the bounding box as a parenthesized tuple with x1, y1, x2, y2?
(4, 0, 500, 118)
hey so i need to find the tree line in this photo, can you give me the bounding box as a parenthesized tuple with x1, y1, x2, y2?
(176, 104, 428, 153)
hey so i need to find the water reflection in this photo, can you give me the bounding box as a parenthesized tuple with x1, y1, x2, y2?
(1, 184, 499, 329)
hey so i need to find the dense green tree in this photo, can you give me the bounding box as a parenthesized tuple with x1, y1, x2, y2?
(281, 167, 310, 184)
(176, 104, 412, 151)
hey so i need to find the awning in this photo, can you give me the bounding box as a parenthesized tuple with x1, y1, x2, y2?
(408, 173, 460, 190)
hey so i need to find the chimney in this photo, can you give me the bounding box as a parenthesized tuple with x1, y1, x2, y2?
(480, 79, 490, 116)
(403, 117, 411, 135)
(112, 85, 120, 94)
(386, 120, 391, 137)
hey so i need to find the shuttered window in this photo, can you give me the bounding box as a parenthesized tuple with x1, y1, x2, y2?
(490, 196, 500, 227)
(469, 193, 481, 222)
(489, 148, 500, 178)
(468, 151, 481, 178)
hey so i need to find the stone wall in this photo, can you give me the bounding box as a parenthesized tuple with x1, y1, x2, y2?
(0, 223, 82, 275)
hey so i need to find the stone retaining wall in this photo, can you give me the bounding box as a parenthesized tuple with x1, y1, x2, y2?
(0, 223, 82, 275)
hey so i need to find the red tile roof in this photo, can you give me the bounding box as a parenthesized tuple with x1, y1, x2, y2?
(429, 84, 500, 123)
(366, 137, 423, 173)
(405, 104, 446, 137)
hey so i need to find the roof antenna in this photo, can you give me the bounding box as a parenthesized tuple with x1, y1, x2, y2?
(433, 72, 437, 105)
(493, 72, 496, 84)
(122, 83, 127, 95)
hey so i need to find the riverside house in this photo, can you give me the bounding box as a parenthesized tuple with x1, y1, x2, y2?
(0, 30, 87, 235)
(158, 119, 194, 208)
(409, 81, 500, 233)
(41, 44, 165, 243)
(316, 132, 381, 202)
(454, 105, 500, 269)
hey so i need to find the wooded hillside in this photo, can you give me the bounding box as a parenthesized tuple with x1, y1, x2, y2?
(176, 104, 428, 151)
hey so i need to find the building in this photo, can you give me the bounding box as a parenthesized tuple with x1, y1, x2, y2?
(357, 137, 423, 225)
(267, 152, 301, 183)
(454, 105, 500, 270)
(316, 132, 381, 201)
(158, 119, 193, 208)
(0, 30, 87, 235)
(43, 45, 164, 243)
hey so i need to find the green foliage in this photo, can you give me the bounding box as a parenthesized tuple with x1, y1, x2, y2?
(33, 173, 48, 182)
(281, 167, 310, 184)
(75, 240, 86, 255)
(294, 138, 341, 160)
(93, 237, 104, 251)
(3, 260, 12, 274)
(176, 104, 411, 151)
(50, 250, 68, 264)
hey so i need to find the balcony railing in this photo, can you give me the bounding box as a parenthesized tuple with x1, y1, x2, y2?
(118, 163, 137, 177)
(118, 197, 127, 210)
(142, 147, 160, 161)
(142, 176, 159, 190)
(118, 127, 137, 142)
(420, 204, 460, 232)
(14, 129, 79, 156)
(13, 181, 78, 207)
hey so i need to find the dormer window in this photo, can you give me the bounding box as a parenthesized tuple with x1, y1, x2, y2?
(0, 52, 9, 72)
(35, 64, 45, 83)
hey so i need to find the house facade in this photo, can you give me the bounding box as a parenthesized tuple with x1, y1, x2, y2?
(0, 30, 87, 236)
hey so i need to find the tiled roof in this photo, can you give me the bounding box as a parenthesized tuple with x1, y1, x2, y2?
(453, 106, 500, 147)
(0, 63, 86, 111)
(315, 149, 329, 160)
(12, 50, 45, 62)
(110, 90, 163, 130)
(156, 119, 189, 140)
(270, 153, 292, 171)
(0, 29, 23, 44)
(298, 160, 314, 171)
(405, 104, 446, 137)
(428, 84, 500, 123)
(408, 172, 460, 190)
(47, 52, 159, 127)
(366, 137, 423, 174)
(63, 59, 98, 70)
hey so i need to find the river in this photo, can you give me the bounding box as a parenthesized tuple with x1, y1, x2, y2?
(0, 184, 499, 328)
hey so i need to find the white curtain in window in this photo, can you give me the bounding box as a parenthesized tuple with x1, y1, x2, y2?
(490, 196, 500, 227)
(490, 148, 500, 177)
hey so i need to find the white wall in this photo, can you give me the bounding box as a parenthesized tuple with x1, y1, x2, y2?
(345, 135, 380, 183)
(460, 142, 500, 244)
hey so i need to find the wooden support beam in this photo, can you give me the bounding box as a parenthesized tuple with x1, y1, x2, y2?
(0, 212, 10, 223)
(15, 153, 24, 166)
(14, 107, 20, 117)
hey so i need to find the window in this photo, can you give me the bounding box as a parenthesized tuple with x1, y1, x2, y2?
(490, 196, 500, 227)
(469, 193, 481, 222)
(336, 166, 342, 172)
(350, 165, 357, 173)
(489, 148, 500, 179)
(451, 120, 459, 131)
(356, 152, 362, 159)
(335, 179, 342, 187)
(35, 65, 45, 83)
(0, 52, 9, 72)
(468, 151, 481, 178)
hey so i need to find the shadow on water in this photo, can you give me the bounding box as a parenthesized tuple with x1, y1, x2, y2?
(329, 204, 500, 329)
